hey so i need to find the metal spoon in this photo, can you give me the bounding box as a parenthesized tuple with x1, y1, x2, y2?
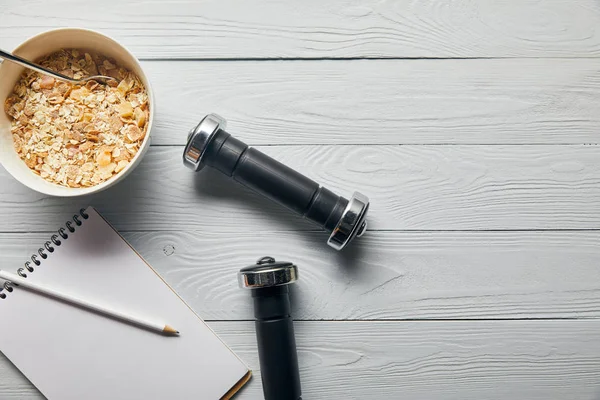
(0, 49, 118, 85)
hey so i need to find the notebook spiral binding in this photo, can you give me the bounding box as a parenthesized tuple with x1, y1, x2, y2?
(0, 208, 90, 299)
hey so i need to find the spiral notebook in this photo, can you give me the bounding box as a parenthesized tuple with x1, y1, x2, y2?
(0, 207, 251, 400)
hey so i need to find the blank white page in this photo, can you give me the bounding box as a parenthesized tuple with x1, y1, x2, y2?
(0, 207, 249, 400)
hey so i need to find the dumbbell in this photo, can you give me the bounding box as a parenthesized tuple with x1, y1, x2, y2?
(183, 114, 369, 250)
(239, 256, 302, 400)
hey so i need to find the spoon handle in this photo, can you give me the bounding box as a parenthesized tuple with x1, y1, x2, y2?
(0, 49, 75, 83)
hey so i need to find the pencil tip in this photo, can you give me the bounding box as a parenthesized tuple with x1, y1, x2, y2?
(163, 325, 179, 335)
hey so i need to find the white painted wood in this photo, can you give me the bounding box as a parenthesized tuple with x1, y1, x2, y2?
(142, 59, 600, 145)
(0, 356, 40, 400)
(3, 230, 600, 320)
(2, 320, 600, 399)
(2, 2, 600, 398)
(1, 145, 600, 232)
(1, 0, 600, 59)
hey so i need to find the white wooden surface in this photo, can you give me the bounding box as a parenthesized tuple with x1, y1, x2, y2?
(2, 0, 600, 59)
(2, 321, 600, 400)
(1, 1, 600, 399)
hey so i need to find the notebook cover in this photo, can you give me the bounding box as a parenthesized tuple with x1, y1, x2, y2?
(0, 207, 251, 399)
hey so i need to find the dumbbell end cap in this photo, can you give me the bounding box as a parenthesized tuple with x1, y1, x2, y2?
(183, 113, 226, 171)
(239, 257, 298, 289)
(327, 191, 369, 250)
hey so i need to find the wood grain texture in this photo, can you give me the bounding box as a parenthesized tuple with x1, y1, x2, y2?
(140, 59, 600, 145)
(2, 230, 600, 320)
(2, 320, 600, 399)
(2, 1, 599, 399)
(1, 0, 600, 59)
(1, 145, 600, 232)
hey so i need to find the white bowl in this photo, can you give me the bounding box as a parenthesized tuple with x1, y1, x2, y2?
(0, 28, 154, 197)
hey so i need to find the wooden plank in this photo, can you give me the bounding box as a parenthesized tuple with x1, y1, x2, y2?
(1, 145, 600, 232)
(142, 59, 600, 145)
(2, 230, 599, 320)
(0, 357, 40, 400)
(1, 0, 600, 59)
(1, 320, 600, 399)
(6, 58, 600, 145)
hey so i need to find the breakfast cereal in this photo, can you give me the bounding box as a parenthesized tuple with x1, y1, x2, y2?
(4, 49, 149, 188)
